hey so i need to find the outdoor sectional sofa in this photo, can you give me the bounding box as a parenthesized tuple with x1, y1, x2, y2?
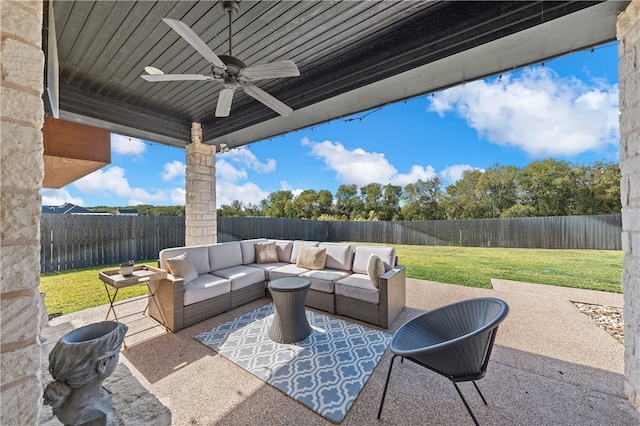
(149, 239, 406, 332)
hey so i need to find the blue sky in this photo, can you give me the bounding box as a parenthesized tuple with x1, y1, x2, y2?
(41, 42, 620, 208)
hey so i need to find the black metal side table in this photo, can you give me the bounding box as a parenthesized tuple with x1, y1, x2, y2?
(268, 277, 312, 343)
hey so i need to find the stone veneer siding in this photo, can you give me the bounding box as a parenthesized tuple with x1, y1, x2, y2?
(185, 122, 217, 246)
(619, 0, 640, 409)
(0, 0, 46, 424)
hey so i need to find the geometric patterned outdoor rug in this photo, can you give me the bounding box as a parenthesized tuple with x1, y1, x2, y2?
(195, 303, 391, 423)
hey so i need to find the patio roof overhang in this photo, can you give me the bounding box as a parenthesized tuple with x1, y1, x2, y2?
(50, 1, 629, 151)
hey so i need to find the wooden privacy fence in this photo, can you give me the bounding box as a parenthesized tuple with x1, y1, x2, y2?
(220, 215, 622, 250)
(41, 214, 621, 272)
(40, 215, 185, 272)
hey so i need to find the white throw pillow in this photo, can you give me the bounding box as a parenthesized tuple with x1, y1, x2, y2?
(165, 252, 198, 284)
(367, 254, 385, 288)
(296, 246, 327, 270)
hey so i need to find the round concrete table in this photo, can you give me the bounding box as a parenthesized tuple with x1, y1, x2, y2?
(268, 277, 312, 343)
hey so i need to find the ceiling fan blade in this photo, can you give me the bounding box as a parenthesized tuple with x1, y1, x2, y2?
(243, 85, 293, 117)
(216, 87, 235, 117)
(141, 74, 213, 82)
(239, 60, 300, 81)
(162, 18, 227, 70)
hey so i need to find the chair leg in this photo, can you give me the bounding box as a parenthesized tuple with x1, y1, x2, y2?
(472, 381, 488, 405)
(452, 382, 480, 426)
(377, 354, 399, 419)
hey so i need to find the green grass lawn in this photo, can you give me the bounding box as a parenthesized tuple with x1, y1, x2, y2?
(39, 246, 623, 316)
(40, 261, 158, 316)
(392, 245, 622, 293)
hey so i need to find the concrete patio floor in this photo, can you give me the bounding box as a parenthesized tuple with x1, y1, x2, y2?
(40, 278, 639, 425)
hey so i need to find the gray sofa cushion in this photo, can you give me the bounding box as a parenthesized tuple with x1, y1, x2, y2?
(183, 274, 231, 306)
(352, 246, 396, 274)
(248, 262, 289, 272)
(320, 243, 354, 271)
(240, 238, 268, 265)
(335, 273, 380, 304)
(213, 265, 265, 291)
(160, 245, 210, 275)
(268, 263, 309, 281)
(209, 241, 243, 271)
(301, 269, 352, 293)
(289, 240, 319, 263)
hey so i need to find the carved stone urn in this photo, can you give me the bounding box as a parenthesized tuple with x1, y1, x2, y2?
(44, 321, 128, 426)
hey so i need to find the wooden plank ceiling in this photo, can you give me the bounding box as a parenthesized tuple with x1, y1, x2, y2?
(52, 1, 628, 150)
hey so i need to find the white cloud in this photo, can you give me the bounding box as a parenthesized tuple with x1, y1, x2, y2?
(216, 159, 248, 183)
(280, 180, 303, 197)
(392, 165, 437, 186)
(216, 181, 269, 206)
(73, 166, 167, 205)
(111, 133, 147, 157)
(440, 164, 482, 184)
(221, 147, 276, 173)
(161, 160, 185, 182)
(302, 137, 437, 187)
(40, 188, 85, 206)
(170, 188, 186, 205)
(214, 147, 274, 207)
(428, 67, 619, 157)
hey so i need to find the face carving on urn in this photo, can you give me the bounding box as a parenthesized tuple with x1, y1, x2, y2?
(44, 321, 128, 425)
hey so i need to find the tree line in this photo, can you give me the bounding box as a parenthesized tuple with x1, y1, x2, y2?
(218, 159, 621, 220)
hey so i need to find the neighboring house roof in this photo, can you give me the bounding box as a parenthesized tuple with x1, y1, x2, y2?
(115, 209, 138, 215)
(41, 203, 107, 215)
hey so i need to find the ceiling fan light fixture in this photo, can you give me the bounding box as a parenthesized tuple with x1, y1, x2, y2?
(144, 66, 164, 75)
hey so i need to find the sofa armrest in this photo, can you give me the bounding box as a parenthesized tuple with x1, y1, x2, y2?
(148, 273, 185, 332)
(378, 266, 406, 329)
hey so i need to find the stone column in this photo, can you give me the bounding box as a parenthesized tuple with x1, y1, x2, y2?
(0, 0, 46, 424)
(618, 0, 640, 410)
(185, 122, 217, 246)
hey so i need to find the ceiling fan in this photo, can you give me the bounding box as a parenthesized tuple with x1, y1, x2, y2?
(141, 0, 299, 117)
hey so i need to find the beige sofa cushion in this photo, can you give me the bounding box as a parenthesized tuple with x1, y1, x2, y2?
(268, 263, 309, 281)
(320, 243, 354, 271)
(336, 274, 380, 304)
(183, 274, 230, 306)
(301, 269, 352, 293)
(240, 238, 268, 264)
(213, 265, 266, 291)
(160, 245, 210, 275)
(255, 242, 279, 264)
(296, 246, 327, 270)
(367, 254, 385, 288)
(209, 241, 243, 271)
(352, 246, 396, 274)
(165, 252, 199, 284)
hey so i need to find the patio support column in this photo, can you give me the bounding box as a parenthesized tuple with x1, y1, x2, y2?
(618, 0, 640, 410)
(0, 0, 46, 423)
(185, 122, 217, 246)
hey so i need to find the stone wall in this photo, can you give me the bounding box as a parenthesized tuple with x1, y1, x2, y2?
(185, 122, 217, 246)
(619, 0, 640, 410)
(0, 0, 46, 424)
